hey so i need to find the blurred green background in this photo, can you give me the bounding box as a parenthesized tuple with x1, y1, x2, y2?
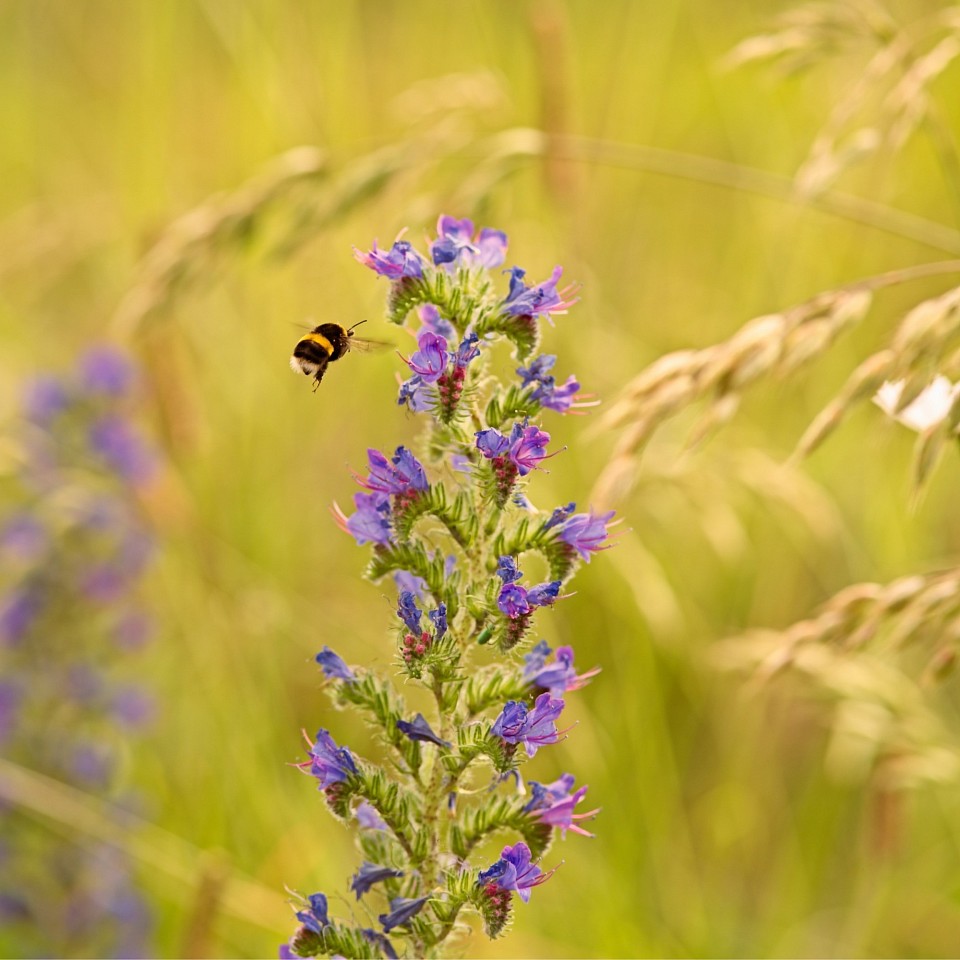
(4, 0, 960, 956)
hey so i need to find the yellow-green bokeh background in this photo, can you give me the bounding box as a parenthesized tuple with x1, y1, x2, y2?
(4, 1, 960, 956)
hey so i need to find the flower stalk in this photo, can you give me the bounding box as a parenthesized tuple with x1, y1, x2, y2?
(283, 217, 610, 958)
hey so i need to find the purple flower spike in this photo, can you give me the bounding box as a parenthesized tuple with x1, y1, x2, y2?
(526, 775, 599, 838)
(558, 509, 616, 561)
(507, 422, 551, 476)
(299, 729, 358, 788)
(295, 892, 330, 934)
(406, 331, 449, 382)
(355, 802, 388, 830)
(342, 491, 392, 546)
(350, 862, 404, 900)
(80, 346, 136, 396)
(478, 842, 555, 903)
(354, 239, 424, 280)
(397, 590, 422, 632)
(491, 692, 565, 757)
(315, 646, 356, 682)
(523, 642, 600, 696)
(396, 713, 452, 748)
(502, 265, 579, 323)
(379, 895, 430, 932)
(496, 556, 523, 584)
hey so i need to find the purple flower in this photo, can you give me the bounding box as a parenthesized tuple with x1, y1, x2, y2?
(361, 929, 398, 959)
(532, 375, 583, 413)
(0, 586, 43, 646)
(361, 446, 429, 495)
(430, 215, 508, 270)
(491, 692, 565, 757)
(23, 375, 70, 424)
(393, 569, 429, 601)
(507, 422, 551, 475)
(397, 374, 433, 411)
(80, 347, 135, 396)
(350, 862, 404, 899)
(396, 714, 451, 749)
(340, 491, 392, 546)
(517, 355, 557, 386)
(475, 428, 510, 459)
(526, 580, 561, 607)
(1, 515, 47, 562)
(427, 602, 447, 639)
(295, 892, 329, 934)
(417, 304, 455, 339)
(497, 583, 530, 618)
(355, 801, 388, 830)
(298, 729, 358, 788)
(501, 265, 578, 322)
(397, 590, 422, 633)
(88, 416, 155, 484)
(477, 842, 555, 903)
(315, 647, 356, 682)
(379, 896, 429, 932)
(523, 641, 599, 696)
(558, 509, 616, 561)
(544, 502, 576, 530)
(525, 774, 599, 838)
(496, 556, 523, 584)
(406, 331, 448, 382)
(111, 686, 155, 727)
(353, 239, 424, 280)
(454, 333, 481, 368)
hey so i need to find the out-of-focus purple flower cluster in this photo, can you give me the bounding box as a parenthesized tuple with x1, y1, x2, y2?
(0, 345, 157, 957)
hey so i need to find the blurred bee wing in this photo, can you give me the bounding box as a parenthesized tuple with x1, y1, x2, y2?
(350, 337, 393, 353)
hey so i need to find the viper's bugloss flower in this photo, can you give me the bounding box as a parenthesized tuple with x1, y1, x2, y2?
(491, 692, 566, 757)
(80, 346, 136, 397)
(431, 215, 508, 270)
(496, 556, 523, 584)
(558, 509, 616, 561)
(501, 266, 578, 322)
(361, 446, 429, 496)
(406, 332, 448, 382)
(295, 892, 330, 934)
(478, 842, 555, 903)
(525, 773, 599, 838)
(397, 590, 422, 632)
(533, 375, 583, 413)
(88, 416, 155, 484)
(454, 333, 481, 368)
(544, 502, 577, 531)
(417, 303, 455, 339)
(316, 646, 356, 682)
(497, 579, 561, 619)
(380, 895, 430, 932)
(300, 729, 358, 788)
(523, 641, 600, 696)
(355, 802, 388, 831)
(476, 422, 552, 476)
(396, 713, 451, 748)
(350, 862, 404, 899)
(362, 929, 399, 959)
(340, 491, 392, 546)
(393, 569, 429, 601)
(427, 602, 447, 639)
(354, 239, 424, 279)
(517, 355, 558, 387)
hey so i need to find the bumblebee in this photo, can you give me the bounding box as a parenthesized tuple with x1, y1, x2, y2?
(290, 320, 377, 389)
